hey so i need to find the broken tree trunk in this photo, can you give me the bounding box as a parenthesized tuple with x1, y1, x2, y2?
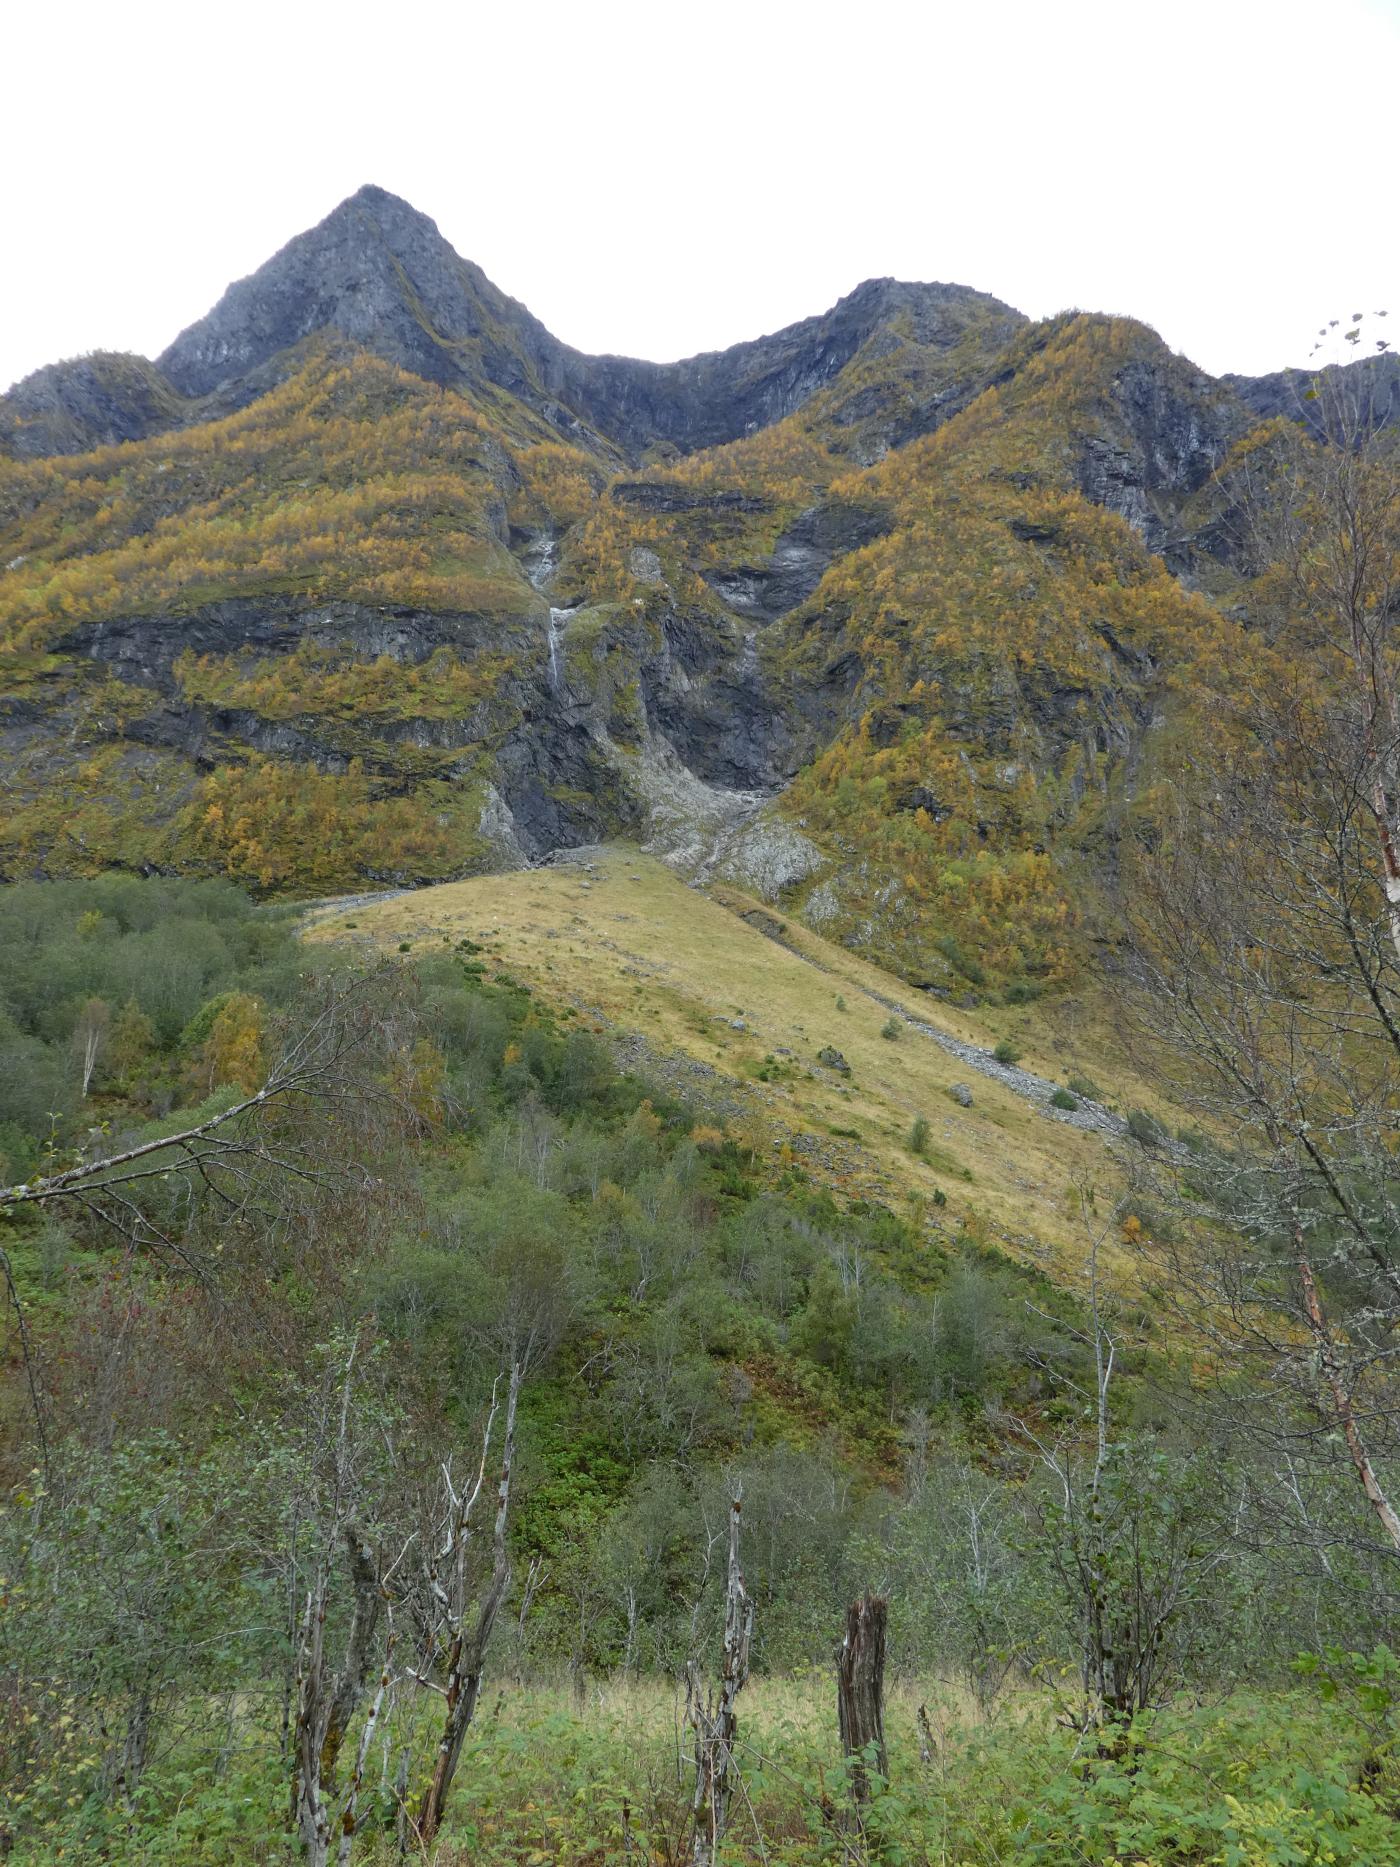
(292, 1526, 384, 1867)
(837, 1591, 888, 1818)
(412, 1363, 521, 1852)
(687, 1492, 753, 1867)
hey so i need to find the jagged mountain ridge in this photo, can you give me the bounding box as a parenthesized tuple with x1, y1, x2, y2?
(8, 183, 1375, 471)
(0, 186, 1351, 1000)
(2, 186, 1024, 462)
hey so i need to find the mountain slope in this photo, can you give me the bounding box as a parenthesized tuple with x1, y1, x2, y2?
(0, 186, 1295, 1002)
(0, 351, 196, 460)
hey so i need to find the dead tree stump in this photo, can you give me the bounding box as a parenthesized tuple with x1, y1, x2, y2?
(837, 1591, 888, 1816)
(686, 1493, 752, 1866)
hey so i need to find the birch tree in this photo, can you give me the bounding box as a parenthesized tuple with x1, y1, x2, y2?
(287, 1334, 402, 1867)
(1127, 729, 1400, 1563)
(1017, 1212, 1230, 1736)
(1237, 319, 1399, 957)
(1126, 337, 1400, 1565)
(404, 1363, 521, 1853)
(71, 996, 110, 1098)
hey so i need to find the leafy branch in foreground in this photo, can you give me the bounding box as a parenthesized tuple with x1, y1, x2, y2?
(0, 962, 408, 1474)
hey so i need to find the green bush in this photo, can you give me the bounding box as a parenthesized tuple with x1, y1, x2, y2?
(880, 1015, 902, 1040)
(936, 932, 987, 986)
(1049, 1087, 1078, 1111)
(994, 1038, 1023, 1066)
(1127, 1107, 1167, 1148)
(908, 1114, 931, 1154)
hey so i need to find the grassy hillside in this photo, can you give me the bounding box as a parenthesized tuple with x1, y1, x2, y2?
(307, 846, 1171, 1285)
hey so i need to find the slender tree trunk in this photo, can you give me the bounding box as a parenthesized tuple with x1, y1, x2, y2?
(116, 1688, 152, 1813)
(624, 1583, 639, 1677)
(393, 1748, 409, 1860)
(336, 1641, 393, 1867)
(687, 1492, 752, 1867)
(292, 1528, 384, 1867)
(1298, 1253, 1400, 1553)
(1368, 783, 1400, 966)
(1356, 658, 1400, 965)
(81, 1027, 101, 1098)
(414, 1365, 519, 1851)
(515, 1553, 546, 1687)
(837, 1592, 888, 1817)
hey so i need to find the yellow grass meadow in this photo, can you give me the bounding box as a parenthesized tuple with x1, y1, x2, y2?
(307, 845, 1161, 1286)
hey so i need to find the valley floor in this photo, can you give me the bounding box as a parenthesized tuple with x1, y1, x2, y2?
(399, 1678, 1400, 1866)
(25, 1677, 1396, 1865)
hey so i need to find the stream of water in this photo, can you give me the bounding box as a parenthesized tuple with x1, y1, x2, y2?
(547, 607, 576, 690)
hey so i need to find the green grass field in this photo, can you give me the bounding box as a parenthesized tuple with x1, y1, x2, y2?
(19, 1676, 1396, 1865)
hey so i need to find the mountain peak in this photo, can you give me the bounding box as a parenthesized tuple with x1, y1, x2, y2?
(322, 182, 454, 246)
(343, 181, 410, 208)
(146, 189, 1028, 453)
(157, 182, 530, 402)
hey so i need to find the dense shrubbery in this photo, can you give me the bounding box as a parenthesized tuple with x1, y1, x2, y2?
(2, 877, 1398, 1860)
(177, 757, 494, 893)
(0, 876, 302, 1178)
(13, 1683, 1400, 1865)
(172, 642, 518, 724)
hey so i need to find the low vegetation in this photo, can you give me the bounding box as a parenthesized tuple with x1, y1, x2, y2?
(2, 851, 1399, 1863)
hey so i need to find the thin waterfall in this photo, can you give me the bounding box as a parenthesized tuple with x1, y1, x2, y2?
(547, 607, 576, 690)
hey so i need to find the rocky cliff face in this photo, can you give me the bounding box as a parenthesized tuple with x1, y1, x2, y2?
(1226, 352, 1400, 443)
(1072, 344, 1250, 558)
(38, 577, 799, 872)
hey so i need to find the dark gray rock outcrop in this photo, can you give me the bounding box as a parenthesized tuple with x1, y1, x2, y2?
(701, 500, 892, 622)
(0, 352, 192, 460)
(1072, 351, 1252, 552)
(1226, 352, 1400, 437)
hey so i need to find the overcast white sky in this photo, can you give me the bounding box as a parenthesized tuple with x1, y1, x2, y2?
(4, 0, 1397, 394)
